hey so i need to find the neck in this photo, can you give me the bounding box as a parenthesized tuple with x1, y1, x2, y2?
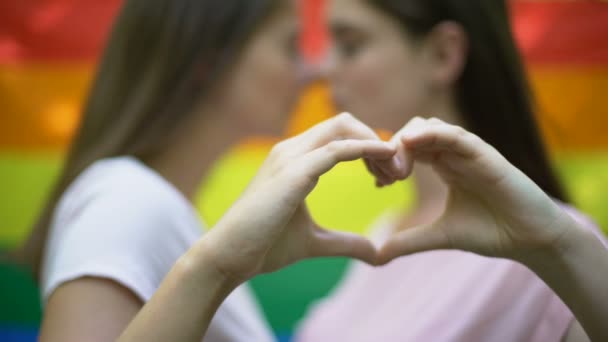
(147, 108, 238, 201)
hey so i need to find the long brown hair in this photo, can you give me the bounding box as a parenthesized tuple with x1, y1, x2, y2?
(17, 0, 280, 279)
(370, 0, 568, 201)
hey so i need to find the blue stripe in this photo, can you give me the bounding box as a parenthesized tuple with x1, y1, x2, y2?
(0, 327, 38, 342)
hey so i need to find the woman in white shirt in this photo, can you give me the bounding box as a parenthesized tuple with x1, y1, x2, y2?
(16, 0, 400, 340)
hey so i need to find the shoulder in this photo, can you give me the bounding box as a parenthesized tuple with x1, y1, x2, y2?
(42, 156, 202, 302)
(54, 156, 199, 238)
(62, 157, 188, 214)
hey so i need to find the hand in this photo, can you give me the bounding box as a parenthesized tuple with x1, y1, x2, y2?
(202, 113, 398, 283)
(367, 117, 575, 264)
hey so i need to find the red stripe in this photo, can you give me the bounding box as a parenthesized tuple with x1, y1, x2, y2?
(0, 0, 121, 64)
(1, 0, 606, 66)
(300, 0, 328, 63)
(511, 1, 608, 66)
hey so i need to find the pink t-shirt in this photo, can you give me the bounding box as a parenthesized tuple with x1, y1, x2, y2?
(295, 205, 606, 342)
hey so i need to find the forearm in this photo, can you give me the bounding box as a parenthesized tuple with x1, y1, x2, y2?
(118, 240, 239, 342)
(523, 219, 608, 341)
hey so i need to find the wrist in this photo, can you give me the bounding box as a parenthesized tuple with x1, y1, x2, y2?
(178, 236, 245, 292)
(518, 215, 591, 273)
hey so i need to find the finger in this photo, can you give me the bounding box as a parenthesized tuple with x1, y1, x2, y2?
(367, 153, 403, 182)
(366, 159, 395, 186)
(376, 167, 396, 186)
(369, 138, 411, 181)
(427, 117, 446, 126)
(376, 223, 451, 265)
(283, 112, 383, 154)
(364, 159, 390, 187)
(369, 144, 412, 182)
(310, 227, 378, 265)
(400, 122, 482, 159)
(401, 122, 515, 192)
(363, 158, 375, 174)
(300, 139, 397, 178)
(376, 116, 427, 180)
(397, 116, 428, 134)
(409, 149, 443, 164)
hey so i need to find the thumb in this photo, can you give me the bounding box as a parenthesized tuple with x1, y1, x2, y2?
(309, 226, 378, 265)
(376, 222, 451, 265)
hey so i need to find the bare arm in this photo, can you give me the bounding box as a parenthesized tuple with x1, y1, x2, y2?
(564, 320, 591, 342)
(530, 222, 608, 342)
(117, 243, 236, 342)
(40, 278, 142, 342)
(40, 249, 236, 342)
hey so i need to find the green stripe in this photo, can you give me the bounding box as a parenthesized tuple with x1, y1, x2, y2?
(0, 263, 41, 324)
(250, 257, 350, 333)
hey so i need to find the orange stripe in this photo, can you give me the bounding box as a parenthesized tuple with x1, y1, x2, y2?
(530, 66, 608, 151)
(286, 81, 335, 136)
(1, 65, 607, 151)
(0, 63, 93, 150)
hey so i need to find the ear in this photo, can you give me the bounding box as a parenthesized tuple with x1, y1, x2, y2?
(424, 21, 468, 87)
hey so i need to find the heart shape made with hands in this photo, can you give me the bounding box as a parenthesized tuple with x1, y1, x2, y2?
(360, 116, 500, 265)
(217, 113, 565, 280)
(261, 116, 455, 269)
(359, 116, 570, 266)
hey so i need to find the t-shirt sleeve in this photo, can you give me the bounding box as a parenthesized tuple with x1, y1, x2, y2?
(41, 184, 198, 304)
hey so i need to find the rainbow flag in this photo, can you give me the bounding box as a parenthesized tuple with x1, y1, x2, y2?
(1, 1, 607, 340)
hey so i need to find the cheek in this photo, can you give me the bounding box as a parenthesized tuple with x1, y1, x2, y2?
(250, 52, 298, 116)
(335, 48, 418, 129)
(349, 53, 395, 97)
(257, 55, 298, 101)
(231, 49, 298, 135)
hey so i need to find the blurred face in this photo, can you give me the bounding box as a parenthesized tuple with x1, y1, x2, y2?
(216, 1, 301, 137)
(327, 0, 435, 132)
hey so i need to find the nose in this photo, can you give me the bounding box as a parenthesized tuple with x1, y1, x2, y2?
(297, 50, 338, 86)
(318, 47, 338, 78)
(296, 56, 323, 86)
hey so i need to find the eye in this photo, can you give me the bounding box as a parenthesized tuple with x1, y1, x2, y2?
(286, 34, 298, 59)
(280, 30, 299, 61)
(336, 38, 363, 58)
(331, 26, 367, 59)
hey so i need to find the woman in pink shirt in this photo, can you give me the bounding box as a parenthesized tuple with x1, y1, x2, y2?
(296, 0, 608, 341)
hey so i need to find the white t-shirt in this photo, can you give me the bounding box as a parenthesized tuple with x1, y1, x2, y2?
(41, 156, 275, 342)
